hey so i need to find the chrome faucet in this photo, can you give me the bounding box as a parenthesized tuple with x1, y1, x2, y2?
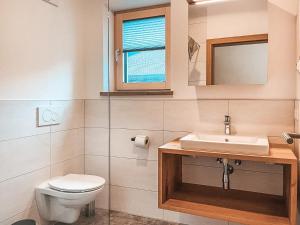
(224, 115, 231, 135)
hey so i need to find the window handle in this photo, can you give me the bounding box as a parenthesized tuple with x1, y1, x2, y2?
(115, 49, 120, 63)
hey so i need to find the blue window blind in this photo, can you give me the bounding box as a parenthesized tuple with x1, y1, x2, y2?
(122, 16, 166, 83)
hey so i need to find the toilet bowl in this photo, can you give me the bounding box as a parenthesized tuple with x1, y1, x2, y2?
(35, 174, 105, 224)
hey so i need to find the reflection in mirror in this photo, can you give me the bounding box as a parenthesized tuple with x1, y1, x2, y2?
(207, 34, 268, 85)
(188, 0, 269, 86)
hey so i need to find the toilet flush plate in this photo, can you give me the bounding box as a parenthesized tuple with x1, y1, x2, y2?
(37, 107, 62, 127)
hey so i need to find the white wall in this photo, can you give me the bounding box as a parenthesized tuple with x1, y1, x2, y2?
(269, 0, 298, 16)
(0, 0, 88, 100)
(206, 0, 268, 39)
(84, 0, 108, 99)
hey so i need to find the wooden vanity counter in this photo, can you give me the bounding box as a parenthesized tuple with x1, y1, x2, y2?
(158, 139, 297, 225)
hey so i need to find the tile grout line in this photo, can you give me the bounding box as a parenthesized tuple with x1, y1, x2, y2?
(86, 98, 297, 101)
(83, 100, 86, 175)
(111, 184, 159, 193)
(182, 163, 283, 175)
(50, 100, 53, 177)
(0, 132, 51, 143)
(51, 154, 85, 167)
(0, 127, 85, 144)
(0, 165, 51, 185)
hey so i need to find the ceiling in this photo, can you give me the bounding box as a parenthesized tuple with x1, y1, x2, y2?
(109, 0, 170, 12)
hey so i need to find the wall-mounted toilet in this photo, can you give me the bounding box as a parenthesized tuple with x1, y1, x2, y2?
(36, 174, 105, 224)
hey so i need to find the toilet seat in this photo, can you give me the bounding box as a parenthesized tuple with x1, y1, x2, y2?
(36, 174, 105, 223)
(48, 174, 105, 193)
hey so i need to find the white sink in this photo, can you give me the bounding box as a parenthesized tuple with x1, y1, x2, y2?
(180, 133, 269, 156)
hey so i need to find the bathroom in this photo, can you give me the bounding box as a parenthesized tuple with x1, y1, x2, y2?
(0, 0, 299, 224)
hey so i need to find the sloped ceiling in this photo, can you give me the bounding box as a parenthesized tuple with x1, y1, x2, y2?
(268, 0, 298, 16)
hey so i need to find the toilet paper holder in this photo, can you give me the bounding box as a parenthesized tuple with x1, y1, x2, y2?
(131, 137, 149, 145)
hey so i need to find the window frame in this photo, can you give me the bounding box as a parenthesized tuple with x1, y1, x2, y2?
(114, 6, 171, 91)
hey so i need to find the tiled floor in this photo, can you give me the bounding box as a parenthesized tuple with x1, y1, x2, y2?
(68, 209, 186, 225)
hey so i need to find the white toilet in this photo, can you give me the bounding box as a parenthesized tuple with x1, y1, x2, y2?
(36, 174, 105, 224)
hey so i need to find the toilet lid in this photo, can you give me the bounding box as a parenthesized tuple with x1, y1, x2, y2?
(48, 174, 105, 193)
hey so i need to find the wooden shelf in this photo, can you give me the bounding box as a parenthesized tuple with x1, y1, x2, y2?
(100, 90, 173, 96)
(159, 140, 297, 165)
(170, 183, 287, 217)
(162, 199, 290, 225)
(158, 139, 297, 225)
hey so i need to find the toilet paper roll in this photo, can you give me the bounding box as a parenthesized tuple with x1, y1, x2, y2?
(134, 135, 150, 149)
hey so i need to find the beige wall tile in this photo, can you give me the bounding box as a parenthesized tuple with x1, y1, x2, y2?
(51, 128, 84, 164)
(183, 164, 222, 187)
(183, 156, 222, 168)
(183, 164, 282, 195)
(51, 100, 84, 132)
(51, 155, 84, 177)
(183, 156, 283, 174)
(111, 129, 163, 160)
(229, 100, 294, 136)
(0, 168, 50, 221)
(164, 100, 228, 132)
(163, 131, 190, 143)
(164, 100, 200, 132)
(85, 128, 109, 157)
(111, 100, 163, 130)
(0, 101, 50, 141)
(95, 185, 110, 210)
(111, 186, 163, 220)
(231, 169, 283, 195)
(0, 134, 50, 182)
(85, 155, 109, 181)
(231, 160, 283, 174)
(163, 210, 227, 225)
(111, 157, 158, 191)
(85, 100, 109, 128)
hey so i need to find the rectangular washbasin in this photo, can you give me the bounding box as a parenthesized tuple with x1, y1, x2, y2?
(180, 133, 269, 156)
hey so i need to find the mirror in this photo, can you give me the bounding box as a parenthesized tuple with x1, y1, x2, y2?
(188, 0, 269, 86)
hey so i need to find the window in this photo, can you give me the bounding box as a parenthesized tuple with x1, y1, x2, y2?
(114, 6, 170, 90)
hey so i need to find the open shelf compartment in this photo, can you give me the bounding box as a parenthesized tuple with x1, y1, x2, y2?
(158, 141, 297, 225)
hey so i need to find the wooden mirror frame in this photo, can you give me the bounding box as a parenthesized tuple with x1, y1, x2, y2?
(206, 34, 269, 85)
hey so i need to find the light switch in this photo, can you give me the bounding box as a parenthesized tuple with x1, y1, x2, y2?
(37, 107, 62, 127)
(297, 59, 300, 73)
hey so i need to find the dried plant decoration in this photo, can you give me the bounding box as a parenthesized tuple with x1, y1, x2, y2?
(188, 36, 200, 61)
